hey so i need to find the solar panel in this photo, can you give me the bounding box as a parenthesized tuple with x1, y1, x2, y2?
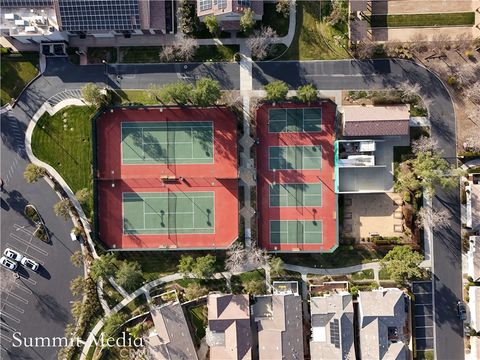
(1, 0, 53, 6)
(198, 0, 212, 12)
(57, 0, 140, 31)
(329, 319, 340, 348)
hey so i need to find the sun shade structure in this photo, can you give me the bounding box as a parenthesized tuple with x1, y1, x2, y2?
(95, 107, 238, 250)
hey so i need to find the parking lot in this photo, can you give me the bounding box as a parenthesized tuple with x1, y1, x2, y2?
(413, 281, 435, 354)
(1, 223, 50, 348)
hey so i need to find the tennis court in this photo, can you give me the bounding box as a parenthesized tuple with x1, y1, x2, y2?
(270, 220, 323, 244)
(122, 191, 215, 235)
(269, 145, 322, 170)
(269, 183, 322, 207)
(268, 108, 322, 133)
(121, 121, 213, 165)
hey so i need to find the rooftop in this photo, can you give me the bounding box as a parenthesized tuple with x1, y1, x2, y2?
(207, 294, 252, 360)
(468, 236, 480, 282)
(358, 289, 407, 360)
(145, 301, 198, 360)
(342, 105, 410, 137)
(1, 6, 58, 36)
(253, 294, 304, 360)
(310, 293, 356, 360)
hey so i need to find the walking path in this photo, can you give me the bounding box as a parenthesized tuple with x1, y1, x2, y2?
(284, 262, 381, 282)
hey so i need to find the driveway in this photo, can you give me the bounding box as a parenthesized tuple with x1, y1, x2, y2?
(1, 104, 82, 359)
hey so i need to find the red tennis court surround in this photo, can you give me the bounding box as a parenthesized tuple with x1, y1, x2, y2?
(95, 107, 238, 250)
(256, 102, 338, 252)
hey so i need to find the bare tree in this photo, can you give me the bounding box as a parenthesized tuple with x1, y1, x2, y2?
(455, 64, 478, 86)
(412, 136, 439, 154)
(417, 206, 450, 229)
(246, 26, 277, 60)
(465, 82, 480, 104)
(159, 46, 177, 62)
(453, 32, 473, 52)
(398, 81, 421, 102)
(409, 33, 428, 53)
(464, 136, 480, 152)
(430, 33, 451, 52)
(225, 243, 248, 273)
(355, 41, 375, 59)
(173, 35, 198, 61)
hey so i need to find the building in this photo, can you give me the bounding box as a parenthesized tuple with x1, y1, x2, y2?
(310, 293, 356, 360)
(358, 289, 409, 360)
(335, 105, 411, 193)
(206, 294, 252, 360)
(253, 294, 304, 360)
(342, 105, 410, 138)
(469, 286, 480, 332)
(1, 0, 66, 43)
(1, 0, 173, 43)
(144, 301, 198, 360)
(197, 0, 263, 31)
(466, 176, 480, 232)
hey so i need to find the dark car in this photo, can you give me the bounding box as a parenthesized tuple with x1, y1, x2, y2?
(457, 301, 467, 320)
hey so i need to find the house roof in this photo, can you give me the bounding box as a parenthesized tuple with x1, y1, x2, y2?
(197, 0, 264, 18)
(310, 293, 356, 360)
(207, 294, 252, 360)
(469, 236, 480, 282)
(469, 286, 480, 332)
(342, 105, 410, 137)
(253, 294, 304, 360)
(145, 302, 198, 360)
(358, 289, 407, 360)
(472, 183, 480, 231)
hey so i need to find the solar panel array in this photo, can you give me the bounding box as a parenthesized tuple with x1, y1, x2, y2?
(1, 0, 53, 6)
(57, 0, 140, 31)
(330, 319, 340, 348)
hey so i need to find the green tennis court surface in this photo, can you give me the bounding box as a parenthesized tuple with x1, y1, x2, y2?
(121, 121, 213, 164)
(268, 108, 322, 133)
(270, 220, 323, 244)
(123, 192, 215, 235)
(269, 183, 322, 207)
(269, 145, 322, 170)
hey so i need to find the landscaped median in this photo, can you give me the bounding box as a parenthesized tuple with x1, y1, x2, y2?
(369, 12, 475, 28)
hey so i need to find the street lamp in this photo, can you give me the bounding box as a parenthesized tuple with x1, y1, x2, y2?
(102, 59, 108, 89)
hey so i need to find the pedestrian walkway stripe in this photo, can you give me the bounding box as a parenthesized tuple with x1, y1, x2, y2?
(0, 311, 20, 323)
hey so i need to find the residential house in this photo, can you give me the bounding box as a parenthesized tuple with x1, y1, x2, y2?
(358, 288, 408, 360)
(469, 286, 480, 332)
(468, 236, 480, 282)
(144, 301, 198, 360)
(206, 294, 252, 360)
(466, 176, 480, 232)
(310, 293, 356, 360)
(253, 294, 304, 360)
(196, 0, 263, 31)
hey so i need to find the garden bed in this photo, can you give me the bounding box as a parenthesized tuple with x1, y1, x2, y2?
(369, 12, 475, 28)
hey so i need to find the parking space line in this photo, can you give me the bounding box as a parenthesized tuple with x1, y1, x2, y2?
(0, 320, 16, 332)
(415, 303, 433, 306)
(13, 224, 35, 236)
(0, 334, 12, 343)
(12, 282, 32, 295)
(10, 233, 48, 256)
(6, 243, 45, 265)
(0, 311, 20, 324)
(416, 337, 434, 340)
(414, 314, 432, 317)
(2, 300, 24, 314)
(4, 291, 28, 304)
(17, 275, 36, 286)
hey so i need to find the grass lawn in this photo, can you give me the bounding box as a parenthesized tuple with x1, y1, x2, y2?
(119, 45, 239, 63)
(103, 281, 124, 309)
(260, 2, 289, 37)
(370, 12, 475, 28)
(31, 106, 96, 215)
(187, 305, 208, 343)
(379, 268, 391, 280)
(112, 89, 158, 105)
(117, 251, 226, 282)
(280, 1, 350, 60)
(87, 47, 117, 63)
(1, 52, 39, 106)
(350, 269, 375, 281)
(231, 269, 266, 293)
(280, 245, 388, 268)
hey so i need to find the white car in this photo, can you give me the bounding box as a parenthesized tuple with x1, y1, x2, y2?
(3, 248, 23, 262)
(0, 256, 18, 271)
(21, 257, 39, 272)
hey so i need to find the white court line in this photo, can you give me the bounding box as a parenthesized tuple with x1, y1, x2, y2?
(414, 314, 433, 317)
(415, 303, 433, 306)
(9, 233, 48, 256)
(0, 311, 20, 324)
(3, 291, 28, 304)
(0, 320, 16, 332)
(6, 243, 45, 265)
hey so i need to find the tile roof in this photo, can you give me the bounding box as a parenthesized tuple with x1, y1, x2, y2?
(207, 294, 252, 360)
(342, 105, 410, 137)
(310, 293, 356, 360)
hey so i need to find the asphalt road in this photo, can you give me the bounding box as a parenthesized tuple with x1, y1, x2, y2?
(3, 57, 463, 359)
(1, 101, 82, 358)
